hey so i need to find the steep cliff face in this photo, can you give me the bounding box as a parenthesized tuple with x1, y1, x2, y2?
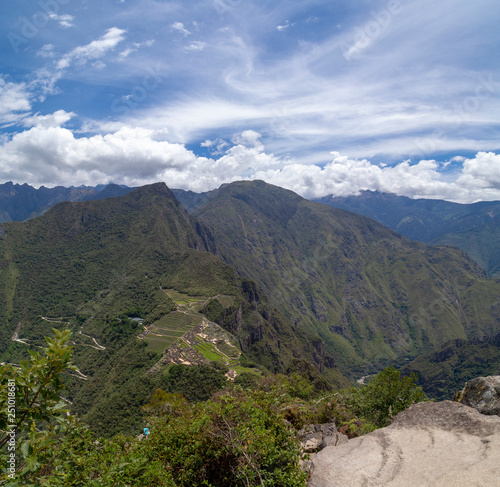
(314, 190, 500, 278)
(194, 180, 500, 374)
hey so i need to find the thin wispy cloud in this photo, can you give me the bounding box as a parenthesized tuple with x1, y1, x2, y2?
(185, 41, 206, 52)
(56, 27, 127, 70)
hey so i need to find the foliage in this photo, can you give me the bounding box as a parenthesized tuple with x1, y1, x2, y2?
(340, 367, 428, 428)
(144, 388, 307, 487)
(401, 333, 500, 400)
(0, 329, 175, 486)
(1, 328, 432, 486)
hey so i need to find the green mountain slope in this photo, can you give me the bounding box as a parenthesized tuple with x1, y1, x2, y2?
(401, 333, 500, 400)
(435, 222, 500, 277)
(194, 181, 500, 376)
(314, 190, 500, 277)
(0, 183, 346, 435)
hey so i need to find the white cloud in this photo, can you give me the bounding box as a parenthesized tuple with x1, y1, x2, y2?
(184, 41, 206, 52)
(254, 152, 500, 203)
(0, 78, 31, 125)
(37, 44, 56, 58)
(201, 138, 229, 154)
(1, 117, 499, 203)
(31, 28, 127, 99)
(119, 40, 155, 59)
(276, 21, 291, 31)
(56, 27, 127, 70)
(172, 22, 191, 36)
(22, 109, 75, 128)
(231, 129, 263, 149)
(48, 13, 75, 28)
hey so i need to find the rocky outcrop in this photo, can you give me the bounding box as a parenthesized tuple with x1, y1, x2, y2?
(299, 423, 348, 477)
(298, 423, 348, 453)
(455, 375, 500, 416)
(308, 401, 500, 487)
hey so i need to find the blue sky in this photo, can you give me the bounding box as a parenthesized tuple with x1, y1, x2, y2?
(0, 0, 499, 202)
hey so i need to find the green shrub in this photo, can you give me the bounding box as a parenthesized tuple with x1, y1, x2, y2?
(342, 367, 428, 428)
(143, 388, 307, 487)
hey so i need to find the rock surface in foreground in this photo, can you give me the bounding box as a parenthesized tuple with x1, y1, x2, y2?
(308, 401, 500, 487)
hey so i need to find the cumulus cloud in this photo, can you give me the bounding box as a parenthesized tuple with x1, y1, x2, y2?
(254, 152, 500, 203)
(1, 116, 499, 203)
(22, 109, 75, 128)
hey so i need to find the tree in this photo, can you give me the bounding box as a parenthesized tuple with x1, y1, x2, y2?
(0, 329, 79, 483)
(343, 366, 428, 427)
(0, 329, 175, 486)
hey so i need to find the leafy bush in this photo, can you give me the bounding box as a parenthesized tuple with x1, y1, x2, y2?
(341, 367, 428, 428)
(0, 330, 175, 486)
(0, 329, 426, 487)
(143, 388, 307, 487)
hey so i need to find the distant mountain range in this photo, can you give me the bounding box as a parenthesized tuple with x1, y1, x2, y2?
(0, 181, 134, 222)
(0, 183, 345, 435)
(3, 182, 499, 279)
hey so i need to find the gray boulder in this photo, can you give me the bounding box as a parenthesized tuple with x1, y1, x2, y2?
(298, 423, 348, 453)
(308, 401, 500, 487)
(455, 375, 500, 416)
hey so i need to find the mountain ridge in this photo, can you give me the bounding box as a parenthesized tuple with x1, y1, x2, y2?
(194, 181, 500, 375)
(314, 190, 500, 277)
(0, 182, 348, 434)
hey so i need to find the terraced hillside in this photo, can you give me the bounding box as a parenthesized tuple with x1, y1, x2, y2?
(141, 289, 241, 371)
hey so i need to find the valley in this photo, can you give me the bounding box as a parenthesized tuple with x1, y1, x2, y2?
(0, 180, 499, 438)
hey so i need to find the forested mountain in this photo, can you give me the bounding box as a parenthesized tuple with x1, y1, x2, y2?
(0, 183, 344, 435)
(1, 180, 500, 437)
(194, 181, 500, 374)
(402, 333, 500, 400)
(314, 190, 500, 277)
(6, 183, 500, 279)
